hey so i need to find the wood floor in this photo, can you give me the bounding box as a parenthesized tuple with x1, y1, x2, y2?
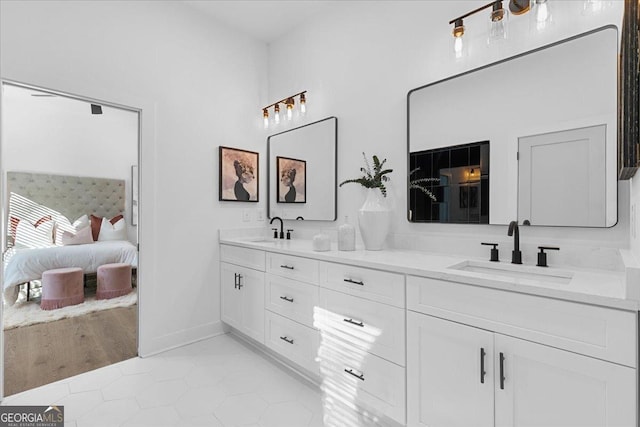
(4, 305, 137, 396)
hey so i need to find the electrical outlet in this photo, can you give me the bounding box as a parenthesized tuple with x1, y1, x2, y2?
(242, 209, 251, 222)
(256, 209, 265, 221)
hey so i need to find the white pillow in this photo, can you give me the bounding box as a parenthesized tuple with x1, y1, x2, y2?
(15, 218, 55, 249)
(61, 225, 93, 246)
(97, 217, 127, 241)
(54, 214, 90, 246)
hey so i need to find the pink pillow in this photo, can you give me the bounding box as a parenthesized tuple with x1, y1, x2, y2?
(61, 225, 93, 246)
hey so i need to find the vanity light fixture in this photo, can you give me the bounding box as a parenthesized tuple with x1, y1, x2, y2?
(449, 0, 550, 56)
(262, 91, 307, 129)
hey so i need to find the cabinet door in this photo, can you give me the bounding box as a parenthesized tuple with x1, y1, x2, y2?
(407, 312, 494, 427)
(495, 334, 636, 427)
(220, 262, 243, 330)
(239, 266, 265, 344)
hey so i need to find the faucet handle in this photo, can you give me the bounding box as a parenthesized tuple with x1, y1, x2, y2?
(481, 242, 500, 262)
(286, 229, 294, 240)
(537, 246, 559, 267)
(272, 228, 279, 239)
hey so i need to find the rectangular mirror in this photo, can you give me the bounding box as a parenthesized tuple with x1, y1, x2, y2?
(408, 26, 618, 227)
(268, 116, 337, 221)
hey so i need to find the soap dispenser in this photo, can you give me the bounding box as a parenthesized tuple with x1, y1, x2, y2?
(338, 216, 356, 251)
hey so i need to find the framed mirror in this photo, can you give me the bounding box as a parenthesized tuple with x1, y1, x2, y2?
(408, 26, 618, 227)
(268, 116, 337, 221)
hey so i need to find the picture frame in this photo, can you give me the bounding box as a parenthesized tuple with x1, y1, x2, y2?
(276, 156, 306, 203)
(219, 146, 259, 202)
(131, 165, 138, 226)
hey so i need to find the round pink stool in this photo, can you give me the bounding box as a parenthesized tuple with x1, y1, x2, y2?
(97, 263, 132, 300)
(40, 267, 84, 310)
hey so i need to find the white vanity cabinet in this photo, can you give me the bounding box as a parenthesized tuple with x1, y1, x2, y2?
(407, 276, 638, 427)
(263, 252, 321, 375)
(220, 245, 266, 344)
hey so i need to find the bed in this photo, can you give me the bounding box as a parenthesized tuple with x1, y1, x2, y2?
(3, 171, 138, 306)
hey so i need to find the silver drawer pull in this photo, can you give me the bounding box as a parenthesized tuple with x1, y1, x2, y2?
(343, 318, 364, 327)
(280, 265, 295, 270)
(280, 336, 294, 344)
(343, 278, 364, 286)
(280, 296, 294, 303)
(344, 368, 365, 381)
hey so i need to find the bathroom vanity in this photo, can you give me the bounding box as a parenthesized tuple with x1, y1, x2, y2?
(219, 234, 638, 427)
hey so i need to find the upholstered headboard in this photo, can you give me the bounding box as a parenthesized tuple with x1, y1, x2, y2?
(7, 171, 125, 221)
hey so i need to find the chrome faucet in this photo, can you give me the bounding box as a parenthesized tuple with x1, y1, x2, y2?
(270, 216, 284, 239)
(507, 220, 522, 264)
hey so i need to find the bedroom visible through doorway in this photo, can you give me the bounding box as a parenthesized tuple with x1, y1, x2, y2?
(1, 82, 140, 395)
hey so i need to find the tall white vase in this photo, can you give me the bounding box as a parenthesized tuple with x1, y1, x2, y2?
(358, 189, 391, 250)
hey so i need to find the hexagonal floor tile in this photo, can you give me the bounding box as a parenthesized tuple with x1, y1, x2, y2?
(68, 365, 122, 394)
(76, 398, 139, 427)
(173, 385, 228, 419)
(259, 401, 313, 427)
(214, 393, 268, 426)
(136, 379, 188, 409)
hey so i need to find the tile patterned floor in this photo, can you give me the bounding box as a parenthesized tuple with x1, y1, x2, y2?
(1, 334, 325, 427)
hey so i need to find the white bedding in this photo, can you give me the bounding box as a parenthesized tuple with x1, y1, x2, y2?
(3, 240, 138, 306)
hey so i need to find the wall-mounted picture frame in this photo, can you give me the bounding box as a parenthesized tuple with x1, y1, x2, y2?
(219, 146, 259, 202)
(277, 156, 306, 203)
(131, 165, 138, 226)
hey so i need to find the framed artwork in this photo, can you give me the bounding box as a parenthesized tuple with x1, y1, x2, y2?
(219, 146, 259, 202)
(131, 165, 138, 226)
(277, 156, 306, 203)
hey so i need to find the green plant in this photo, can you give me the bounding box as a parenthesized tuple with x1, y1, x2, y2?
(339, 152, 393, 197)
(409, 167, 439, 201)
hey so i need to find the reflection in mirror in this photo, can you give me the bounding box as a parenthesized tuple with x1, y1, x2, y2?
(408, 26, 618, 227)
(268, 117, 337, 221)
(410, 141, 489, 224)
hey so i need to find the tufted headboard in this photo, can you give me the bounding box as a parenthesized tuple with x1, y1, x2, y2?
(7, 171, 125, 223)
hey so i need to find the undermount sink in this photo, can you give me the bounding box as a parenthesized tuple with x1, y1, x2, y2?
(448, 260, 573, 285)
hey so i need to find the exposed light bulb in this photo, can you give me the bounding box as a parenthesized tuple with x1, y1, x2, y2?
(263, 109, 269, 129)
(299, 93, 306, 115)
(274, 104, 280, 124)
(452, 19, 465, 59)
(488, 2, 508, 45)
(583, 0, 603, 15)
(534, 0, 551, 31)
(286, 97, 294, 120)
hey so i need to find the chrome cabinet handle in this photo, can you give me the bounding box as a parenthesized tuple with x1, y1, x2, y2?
(280, 296, 294, 303)
(343, 278, 364, 286)
(344, 368, 365, 381)
(343, 318, 365, 327)
(280, 336, 294, 344)
(280, 265, 294, 270)
(237, 274, 243, 289)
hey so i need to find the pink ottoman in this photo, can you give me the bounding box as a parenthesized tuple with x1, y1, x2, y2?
(96, 263, 132, 300)
(40, 267, 84, 310)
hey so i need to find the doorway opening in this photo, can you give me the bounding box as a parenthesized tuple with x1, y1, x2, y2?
(1, 81, 140, 395)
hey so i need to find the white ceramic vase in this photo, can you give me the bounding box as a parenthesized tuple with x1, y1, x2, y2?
(358, 188, 391, 251)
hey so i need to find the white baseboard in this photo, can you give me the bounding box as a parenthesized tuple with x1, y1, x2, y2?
(138, 320, 226, 357)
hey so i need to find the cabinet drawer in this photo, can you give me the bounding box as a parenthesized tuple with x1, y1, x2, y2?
(266, 252, 319, 284)
(265, 274, 319, 328)
(318, 262, 405, 308)
(318, 288, 405, 366)
(407, 275, 637, 367)
(317, 335, 406, 425)
(220, 244, 265, 271)
(265, 311, 319, 375)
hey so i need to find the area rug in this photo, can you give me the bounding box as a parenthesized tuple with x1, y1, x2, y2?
(3, 289, 137, 330)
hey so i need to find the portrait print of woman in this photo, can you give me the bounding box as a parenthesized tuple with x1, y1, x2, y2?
(277, 157, 306, 203)
(219, 146, 259, 202)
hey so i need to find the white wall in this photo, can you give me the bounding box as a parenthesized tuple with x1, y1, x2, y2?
(0, 0, 269, 356)
(2, 85, 139, 242)
(267, 1, 628, 268)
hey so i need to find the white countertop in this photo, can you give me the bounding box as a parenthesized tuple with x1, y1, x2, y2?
(219, 236, 639, 311)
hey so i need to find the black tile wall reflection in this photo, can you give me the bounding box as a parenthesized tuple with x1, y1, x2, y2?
(409, 141, 489, 224)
